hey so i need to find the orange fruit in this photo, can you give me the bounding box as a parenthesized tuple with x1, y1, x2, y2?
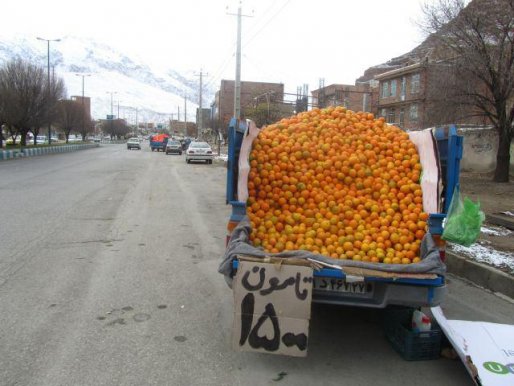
(246, 106, 426, 265)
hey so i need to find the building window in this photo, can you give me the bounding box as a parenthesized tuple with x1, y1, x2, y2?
(335, 90, 343, 104)
(387, 108, 396, 124)
(381, 82, 389, 98)
(411, 73, 420, 94)
(399, 108, 405, 127)
(401, 76, 406, 99)
(380, 108, 387, 118)
(409, 104, 418, 121)
(390, 79, 397, 97)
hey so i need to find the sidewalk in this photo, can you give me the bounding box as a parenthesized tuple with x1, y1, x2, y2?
(445, 172, 514, 298)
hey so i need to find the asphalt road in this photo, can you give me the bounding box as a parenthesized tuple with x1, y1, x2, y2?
(0, 144, 512, 386)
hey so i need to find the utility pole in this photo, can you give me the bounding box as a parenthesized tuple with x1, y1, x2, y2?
(195, 69, 208, 139)
(227, 2, 253, 122)
(135, 108, 138, 135)
(37, 37, 61, 145)
(75, 73, 91, 139)
(107, 91, 117, 136)
(184, 94, 187, 137)
(169, 113, 175, 134)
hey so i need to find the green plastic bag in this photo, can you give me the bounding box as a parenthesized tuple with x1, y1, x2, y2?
(442, 186, 485, 247)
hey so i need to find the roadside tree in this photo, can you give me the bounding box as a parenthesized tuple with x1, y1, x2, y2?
(78, 116, 94, 141)
(101, 118, 129, 139)
(56, 100, 85, 143)
(245, 101, 294, 127)
(0, 59, 65, 146)
(422, 0, 514, 182)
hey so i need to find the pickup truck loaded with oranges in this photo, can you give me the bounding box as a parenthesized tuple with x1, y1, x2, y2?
(219, 106, 462, 308)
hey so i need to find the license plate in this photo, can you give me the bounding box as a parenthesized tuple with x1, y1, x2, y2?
(313, 277, 372, 294)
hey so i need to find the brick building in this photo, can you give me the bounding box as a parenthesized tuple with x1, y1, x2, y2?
(70, 96, 91, 119)
(213, 80, 284, 133)
(311, 83, 378, 113)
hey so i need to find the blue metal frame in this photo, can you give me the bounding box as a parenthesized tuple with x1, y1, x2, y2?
(433, 125, 463, 213)
(226, 118, 247, 204)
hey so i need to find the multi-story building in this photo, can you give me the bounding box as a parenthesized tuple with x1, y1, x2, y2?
(213, 80, 284, 133)
(375, 60, 487, 130)
(375, 62, 427, 130)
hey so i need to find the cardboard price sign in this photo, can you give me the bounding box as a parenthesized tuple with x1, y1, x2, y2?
(233, 260, 313, 357)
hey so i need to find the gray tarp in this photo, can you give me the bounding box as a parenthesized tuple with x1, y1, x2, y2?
(218, 216, 446, 279)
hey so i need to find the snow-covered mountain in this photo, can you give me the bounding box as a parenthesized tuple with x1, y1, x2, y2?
(0, 35, 214, 124)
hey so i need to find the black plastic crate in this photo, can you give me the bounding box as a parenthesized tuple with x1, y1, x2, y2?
(383, 307, 442, 361)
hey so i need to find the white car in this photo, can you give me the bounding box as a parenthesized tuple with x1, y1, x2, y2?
(127, 137, 141, 150)
(36, 135, 47, 144)
(185, 142, 214, 164)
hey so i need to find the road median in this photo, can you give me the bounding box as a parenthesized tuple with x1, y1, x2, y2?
(0, 143, 99, 160)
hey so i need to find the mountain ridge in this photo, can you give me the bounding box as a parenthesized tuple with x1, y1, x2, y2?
(0, 34, 215, 124)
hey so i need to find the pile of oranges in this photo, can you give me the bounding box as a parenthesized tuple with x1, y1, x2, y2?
(246, 106, 428, 264)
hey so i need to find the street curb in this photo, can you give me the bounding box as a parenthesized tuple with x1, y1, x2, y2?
(446, 251, 514, 298)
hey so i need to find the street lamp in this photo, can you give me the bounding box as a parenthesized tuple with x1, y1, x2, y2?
(75, 73, 91, 139)
(37, 37, 61, 145)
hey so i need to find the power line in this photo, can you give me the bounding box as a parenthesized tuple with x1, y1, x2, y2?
(242, 0, 291, 49)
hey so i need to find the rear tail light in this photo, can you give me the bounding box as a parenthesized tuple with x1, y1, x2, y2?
(188, 150, 194, 154)
(227, 220, 239, 232)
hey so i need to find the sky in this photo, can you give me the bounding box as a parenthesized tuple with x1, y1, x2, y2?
(1, 0, 433, 103)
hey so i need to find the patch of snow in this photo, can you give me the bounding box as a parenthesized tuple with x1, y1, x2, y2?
(481, 225, 512, 237)
(450, 242, 514, 274)
(216, 154, 228, 162)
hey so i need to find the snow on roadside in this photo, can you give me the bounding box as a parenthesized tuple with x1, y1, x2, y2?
(216, 153, 228, 162)
(481, 225, 512, 237)
(449, 242, 514, 274)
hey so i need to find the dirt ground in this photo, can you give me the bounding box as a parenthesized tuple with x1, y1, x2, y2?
(458, 171, 514, 255)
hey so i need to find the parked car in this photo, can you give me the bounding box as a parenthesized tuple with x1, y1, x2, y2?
(36, 135, 47, 144)
(127, 137, 141, 150)
(165, 140, 182, 155)
(185, 141, 214, 164)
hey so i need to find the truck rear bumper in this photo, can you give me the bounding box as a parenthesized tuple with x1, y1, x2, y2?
(227, 261, 446, 309)
(312, 281, 447, 309)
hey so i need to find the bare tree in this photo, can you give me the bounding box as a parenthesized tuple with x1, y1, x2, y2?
(78, 115, 94, 141)
(101, 118, 129, 139)
(422, 0, 514, 182)
(0, 58, 65, 147)
(56, 100, 85, 143)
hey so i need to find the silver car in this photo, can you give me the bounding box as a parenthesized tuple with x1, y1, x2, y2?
(185, 142, 214, 164)
(165, 140, 182, 155)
